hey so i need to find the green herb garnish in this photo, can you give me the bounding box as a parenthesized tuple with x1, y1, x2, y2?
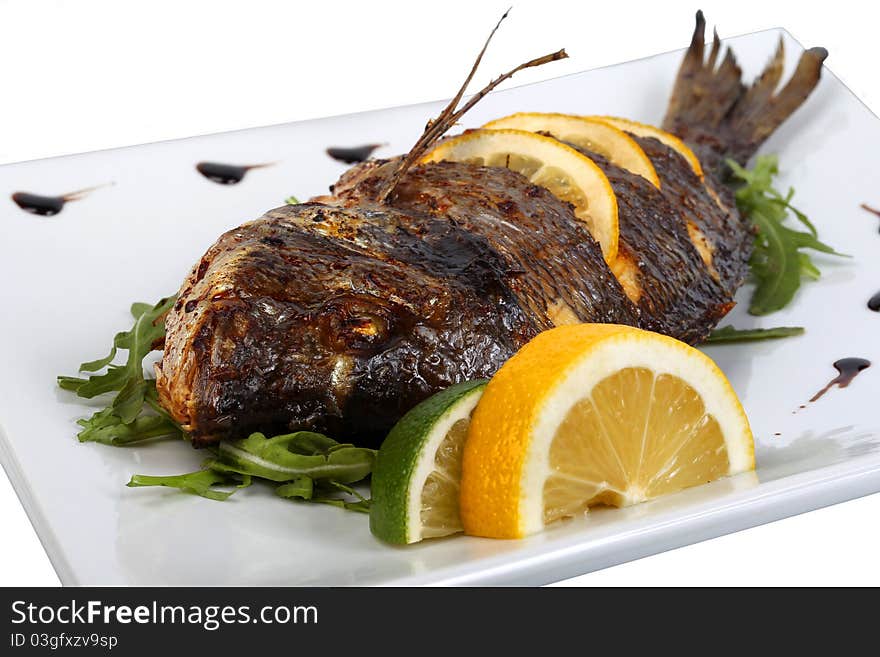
(127, 468, 252, 501)
(706, 325, 805, 344)
(59, 297, 374, 511)
(285, 195, 301, 205)
(217, 432, 375, 483)
(729, 155, 847, 315)
(276, 479, 371, 514)
(126, 433, 374, 507)
(58, 297, 183, 445)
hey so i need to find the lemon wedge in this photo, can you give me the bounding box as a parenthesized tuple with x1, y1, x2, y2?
(483, 112, 660, 188)
(588, 116, 704, 179)
(460, 324, 754, 539)
(421, 129, 619, 264)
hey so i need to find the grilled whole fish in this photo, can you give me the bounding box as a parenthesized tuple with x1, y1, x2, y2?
(157, 13, 827, 447)
(156, 202, 536, 445)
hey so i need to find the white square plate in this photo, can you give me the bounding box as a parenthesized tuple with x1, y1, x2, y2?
(2, 28, 879, 586)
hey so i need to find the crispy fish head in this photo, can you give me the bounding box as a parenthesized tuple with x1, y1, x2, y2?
(156, 203, 533, 447)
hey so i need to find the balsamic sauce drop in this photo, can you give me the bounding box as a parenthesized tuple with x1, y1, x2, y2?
(862, 203, 880, 232)
(12, 192, 65, 216)
(196, 162, 271, 185)
(809, 358, 871, 403)
(869, 291, 880, 312)
(326, 144, 383, 164)
(11, 184, 109, 216)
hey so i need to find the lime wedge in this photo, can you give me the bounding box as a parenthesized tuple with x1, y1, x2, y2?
(370, 380, 487, 544)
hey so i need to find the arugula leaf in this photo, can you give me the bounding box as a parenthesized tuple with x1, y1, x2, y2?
(77, 303, 154, 372)
(58, 296, 175, 398)
(285, 195, 301, 205)
(315, 480, 371, 513)
(127, 468, 251, 501)
(130, 456, 371, 511)
(129, 302, 153, 318)
(706, 325, 805, 344)
(216, 431, 376, 484)
(728, 156, 847, 315)
(58, 296, 178, 445)
(58, 376, 89, 392)
(76, 407, 182, 445)
(275, 478, 315, 500)
(276, 478, 371, 514)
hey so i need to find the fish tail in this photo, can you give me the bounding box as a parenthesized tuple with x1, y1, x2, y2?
(662, 10, 827, 176)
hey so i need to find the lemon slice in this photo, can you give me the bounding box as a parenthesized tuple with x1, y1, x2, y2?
(483, 113, 660, 188)
(588, 116, 705, 179)
(370, 380, 487, 544)
(421, 129, 619, 264)
(460, 324, 753, 539)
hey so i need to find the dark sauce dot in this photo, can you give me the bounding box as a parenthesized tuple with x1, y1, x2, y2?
(833, 358, 871, 385)
(326, 144, 383, 164)
(809, 358, 871, 403)
(184, 300, 198, 313)
(196, 162, 270, 185)
(11, 184, 108, 217)
(869, 291, 880, 312)
(12, 192, 66, 216)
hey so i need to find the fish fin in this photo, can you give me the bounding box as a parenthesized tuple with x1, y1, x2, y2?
(662, 11, 827, 175)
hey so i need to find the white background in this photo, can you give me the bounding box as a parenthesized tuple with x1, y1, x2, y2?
(1, 0, 879, 586)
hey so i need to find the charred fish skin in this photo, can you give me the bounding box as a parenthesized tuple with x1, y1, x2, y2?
(632, 135, 753, 295)
(575, 149, 733, 344)
(156, 203, 535, 447)
(333, 158, 640, 331)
